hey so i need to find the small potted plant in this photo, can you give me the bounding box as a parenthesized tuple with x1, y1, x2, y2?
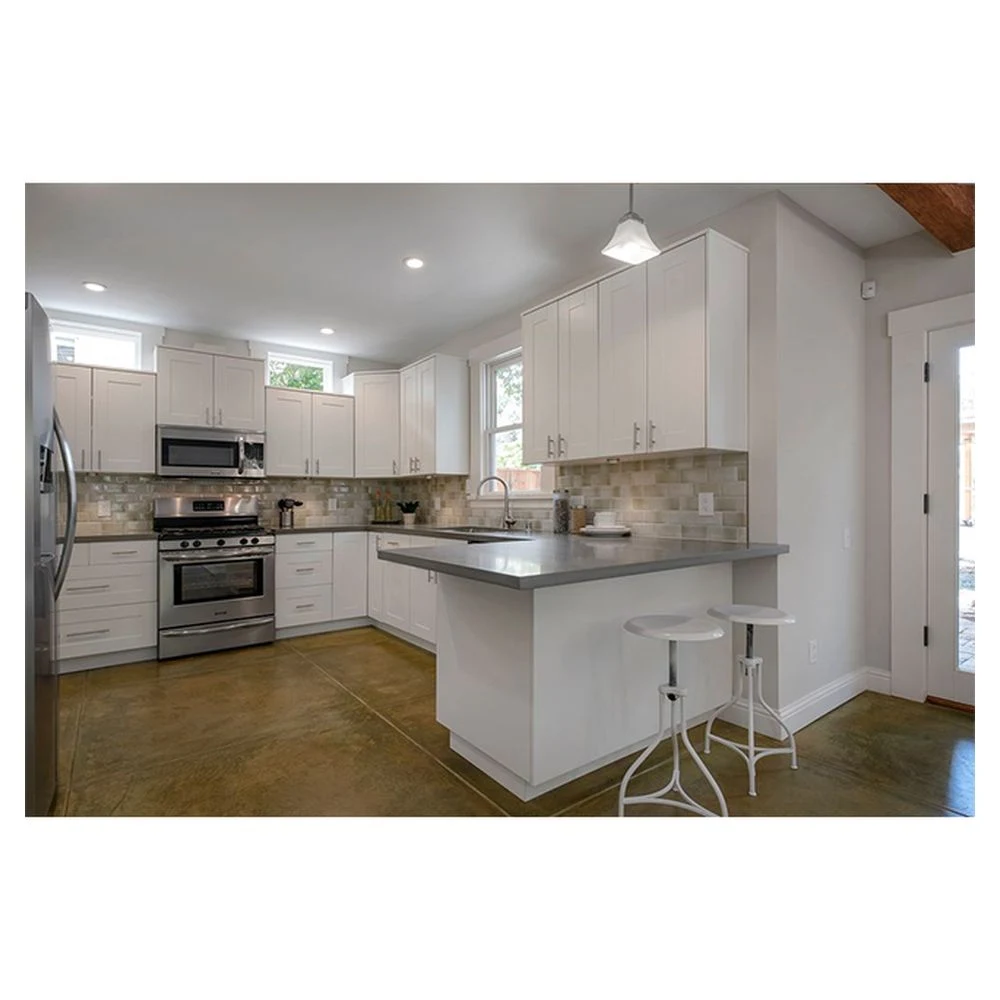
(397, 500, 419, 526)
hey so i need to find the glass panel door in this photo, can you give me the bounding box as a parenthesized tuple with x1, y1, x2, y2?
(173, 558, 264, 605)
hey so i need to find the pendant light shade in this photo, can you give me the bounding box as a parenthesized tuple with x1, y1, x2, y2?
(601, 184, 660, 265)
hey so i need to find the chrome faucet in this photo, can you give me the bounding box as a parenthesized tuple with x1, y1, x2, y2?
(476, 476, 516, 530)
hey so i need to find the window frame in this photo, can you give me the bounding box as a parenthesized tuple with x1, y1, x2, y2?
(49, 320, 143, 370)
(469, 337, 553, 500)
(266, 351, 335, 393)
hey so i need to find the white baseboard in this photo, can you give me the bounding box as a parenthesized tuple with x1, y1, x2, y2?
(718, 666, 891, 738)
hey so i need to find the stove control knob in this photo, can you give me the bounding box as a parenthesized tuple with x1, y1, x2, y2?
(192, 540, 202, 548)
(216, 538, 226, 546)
(250, 536, 260, 544)
(180, 540, 190, 549)
(240, 537, 248, 545)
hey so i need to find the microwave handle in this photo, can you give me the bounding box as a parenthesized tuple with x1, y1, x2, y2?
(238, 437, 245, 476)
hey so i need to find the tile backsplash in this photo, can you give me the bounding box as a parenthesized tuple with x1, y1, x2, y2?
(60, 451, 747, 544)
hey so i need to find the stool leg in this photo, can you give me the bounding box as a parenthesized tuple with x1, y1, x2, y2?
(755, 684, 798, 770)
(618, 679, 669, 816)
(745, 656, 757, 796)
(704, 658, 743, 755)
(677, 688, 729, 817)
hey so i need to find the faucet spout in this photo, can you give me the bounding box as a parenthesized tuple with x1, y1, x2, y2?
(475, 476, 516, 530)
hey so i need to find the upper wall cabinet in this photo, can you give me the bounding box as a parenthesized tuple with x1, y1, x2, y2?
(341, 371, 401, 477)
(522, 229, 747, 464)
(156, 347, 265, 432)
(53, 364, 156, 474)
(265, 387, 354, 478)
(398, 354, 469, 477)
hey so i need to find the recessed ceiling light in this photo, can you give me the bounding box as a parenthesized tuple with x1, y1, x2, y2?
(320, 327, 334, 335)
(83, 281, 107, 292)
(403, 257, 424, 269)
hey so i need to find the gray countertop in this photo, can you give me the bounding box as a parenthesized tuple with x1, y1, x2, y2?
(377, 536, 789, 590)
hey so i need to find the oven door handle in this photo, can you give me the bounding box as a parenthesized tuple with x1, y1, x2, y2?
(161, 550, 273, 563)
(159, 617, 275, 638)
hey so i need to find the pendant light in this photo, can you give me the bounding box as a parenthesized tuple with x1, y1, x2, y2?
(601, 183, 660, 265)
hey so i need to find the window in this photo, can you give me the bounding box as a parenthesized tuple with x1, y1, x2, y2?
(482, 351, 543, 494)
(50, 322, 142, 369)
(267, 352, 335, 392)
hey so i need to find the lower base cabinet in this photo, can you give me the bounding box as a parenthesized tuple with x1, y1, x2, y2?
(275, 532, 368, 629)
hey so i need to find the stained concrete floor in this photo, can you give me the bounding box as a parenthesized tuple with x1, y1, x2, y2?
(55, 627, 975, 817)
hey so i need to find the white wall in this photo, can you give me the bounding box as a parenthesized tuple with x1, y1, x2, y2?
(774, 197, 866, 707)
(862, 233, 975, 673)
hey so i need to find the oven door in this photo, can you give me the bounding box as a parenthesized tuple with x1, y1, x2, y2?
(159, 548, 275, 629)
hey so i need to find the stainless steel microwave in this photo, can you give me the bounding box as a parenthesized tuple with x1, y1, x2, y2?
(156, 427, 265, 478)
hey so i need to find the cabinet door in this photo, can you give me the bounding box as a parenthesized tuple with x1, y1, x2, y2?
(91, 368, 156, 474)
(53, 364, 93, 471)
(522, 303, 559, 464)
(557, 286, 600, 461)
(408, 567, 436, 644)
(380, 535, 411, 630)
(368, 533, 385, 623)
(312, 394, 354, 478)
(354, 372, 400, 477)
(415, 357, 436, 473)
(265, 388, 312, 477)
(156, 348, 214, 428)
(646, 236, 707, 453)
(400, 365, 420, 474)
(214, 356, 265, 431)
(597, 267, 647, 458)
(333, 532, 368, 620)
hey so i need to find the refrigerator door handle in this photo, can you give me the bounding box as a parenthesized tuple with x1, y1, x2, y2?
(52, 409, 78, 600)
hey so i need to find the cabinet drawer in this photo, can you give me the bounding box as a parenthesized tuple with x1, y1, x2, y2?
(275, 550, 333, 589)
(57, 602, 157, 660)
(59, 563, 157, 611)
(276, 533, 334, 554)
(57, 542, 90, 570)
(89, 540, 157, 565)
(275, 586, 333, 628)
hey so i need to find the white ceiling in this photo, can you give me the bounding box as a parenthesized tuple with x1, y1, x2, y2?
(25, 183, 922, 363)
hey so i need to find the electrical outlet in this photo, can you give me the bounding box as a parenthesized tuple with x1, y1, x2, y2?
(808, 639, 818, 664)
(697, 492, 714, 516)
(97, 500, 111, 518)
(433, 497, 442, 512)
(327, 498, 337, 512)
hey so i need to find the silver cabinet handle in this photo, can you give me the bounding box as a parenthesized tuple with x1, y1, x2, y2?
(66, 628, 110, 639)
(66, 584, 111, 592)
(416, 457, 421, 471)
(392, 459, 397, 475)
(112, 550, 138, 555)
(633, 422, 641, 451)
(81, 448, 85, 469)
(547, 435, 554, 458)
(295, 603, 315, 610)
(427, 569, 432, 582)
(206, 406, 211, 425)
(294, 567, 314, 574)
(218, 408, 223, 426)
(305, 458, 310, 475)
(295, 540, 316, 547)
(648, 420, 656, 449)
(558, 434, 566, 457)
(98, 449, 102, 470)
(315, 459, 320, 475)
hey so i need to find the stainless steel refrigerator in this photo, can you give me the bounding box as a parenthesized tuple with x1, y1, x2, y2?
(26, 292, 78, 816)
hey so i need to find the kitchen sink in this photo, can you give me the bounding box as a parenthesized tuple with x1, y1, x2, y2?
(438, 526, 532, 541)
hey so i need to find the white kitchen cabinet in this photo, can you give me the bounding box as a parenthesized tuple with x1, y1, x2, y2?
(341, 371, 400, 477)
(91, 368, 156, 474)
(53, 364, 94, 471)
(380, 535, 411, 631)
(53, 365, 156, 474)
(311, 393, 354, 478)
(332, 532, 367, 620)
(275, 548, 333, 589)
(597, 265, 648, 458)
(275, 532, 334, 629)
(398, 355, 469, 476)
(522, 303, 559, 464)
(557, 285, 600, 461)
(156, 347, 265, 431)
(646, 231, 747, 452)
(265, 388, 355, 478)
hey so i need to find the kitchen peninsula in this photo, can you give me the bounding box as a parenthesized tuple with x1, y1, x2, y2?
(380, 536, 788, 800)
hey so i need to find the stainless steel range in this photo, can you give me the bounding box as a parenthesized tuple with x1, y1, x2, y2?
(155, 496, 275, 660)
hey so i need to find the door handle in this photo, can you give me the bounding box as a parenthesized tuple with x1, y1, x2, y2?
(547, 435, 554, 458)
(206, 407, 211, 425)
(66, 584, 111, 593)
(66, 628, 111, 639)
(415, 457, 421, 472)
(648, 420, 656, 449)
(218, 408, 223, 426)
(305, 458, 310, 475)
(392, 459, 397, 475)
(52, 409, 77, 601)
(81, 448, 85, 469)
(633, 422, 641, 451)
(558, 434, 566, 457)
(315, 459, 320, 475)
(98, 449, 102, 470)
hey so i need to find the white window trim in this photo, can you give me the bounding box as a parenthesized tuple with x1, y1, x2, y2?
(467, 331, 554, 503)
(49, 320, 143, 370)
(266, 351, 336, 393)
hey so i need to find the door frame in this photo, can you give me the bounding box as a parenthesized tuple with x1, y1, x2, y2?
(888, 292, 975, 701)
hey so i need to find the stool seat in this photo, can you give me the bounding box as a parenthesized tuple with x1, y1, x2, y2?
(708, 604, 795, 626)
(623, 615, 725, 642)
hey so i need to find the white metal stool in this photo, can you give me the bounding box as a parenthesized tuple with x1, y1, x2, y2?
(618, 615, 729, 818)
(703, 604, 797, 796)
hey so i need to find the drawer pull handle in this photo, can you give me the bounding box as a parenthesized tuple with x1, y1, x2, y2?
(296, 541, 316, 547)
(66, 584, 111, 592)
(66, 628, 111, 639)
(111, 550, 138, 556)
(294, 568, 314, 574)
(295, 603, 315, 610)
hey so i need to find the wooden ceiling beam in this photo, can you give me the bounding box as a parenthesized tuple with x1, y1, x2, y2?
(876, 183, 975, 252)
